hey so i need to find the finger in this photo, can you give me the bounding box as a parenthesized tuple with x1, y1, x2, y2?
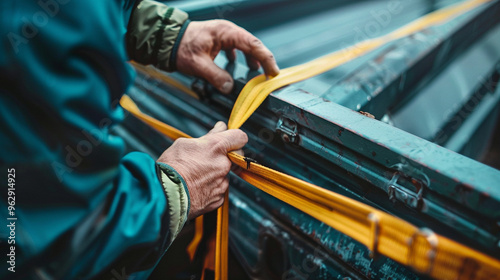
(225, 48, 236, 62)
(217, 129, 248, 152)
(194, 56, 234, 94)
(207, 121, 227, 135)
(244, 53, 260, 71)
(223, 25, 280, 76)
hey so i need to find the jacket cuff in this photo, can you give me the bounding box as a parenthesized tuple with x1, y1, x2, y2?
(156, 162, 190, 244)
(127, 0, 189, 71)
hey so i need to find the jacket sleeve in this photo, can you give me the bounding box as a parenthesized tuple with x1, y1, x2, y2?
(0, 1, 189, 279)
(126, 0, 190, 71)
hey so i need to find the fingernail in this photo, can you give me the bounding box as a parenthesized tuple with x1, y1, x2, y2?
(221, 81, 233, 94)
(215, 121, 223, 128)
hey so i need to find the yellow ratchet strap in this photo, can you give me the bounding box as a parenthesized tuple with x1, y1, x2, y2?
(120, 95, 225, 278)
(132, 1, 492, 275)
(120, 95, 500, 280)
(227, 0, 492, 129)
(122, 1, 498, 279)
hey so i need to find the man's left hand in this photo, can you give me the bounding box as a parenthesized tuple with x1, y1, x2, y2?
(176, 20, 280, 94)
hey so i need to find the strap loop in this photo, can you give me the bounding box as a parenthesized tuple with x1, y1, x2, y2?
(408, 228, 438, 274)
(120, 94, 500, 280)
(243, 157, 258, 170)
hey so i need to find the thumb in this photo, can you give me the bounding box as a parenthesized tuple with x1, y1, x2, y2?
(216, 129, 248, 152)
(207, 121, 227, 135)
(196, 56, 234, 94)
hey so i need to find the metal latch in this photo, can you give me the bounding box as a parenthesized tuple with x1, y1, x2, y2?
(191, 78, 210, 101)
(276, 116, 299, 144)
(387, 163, 430, 210)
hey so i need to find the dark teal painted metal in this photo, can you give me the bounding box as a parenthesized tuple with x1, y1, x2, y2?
(116, 0, 500, 279)
(268, 86, 500, 249)
(125, 74, 426, 279)
(322, 1, 500, 120)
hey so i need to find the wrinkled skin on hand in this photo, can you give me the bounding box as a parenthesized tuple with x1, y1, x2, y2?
(176, 19, 280, 94)
(158, 20, 276, 219)
(157, 122, 248, 220)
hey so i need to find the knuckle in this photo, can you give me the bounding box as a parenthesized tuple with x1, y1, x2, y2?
(214, 137, 231, 153)
(178, 138, 200, 151)
(213, 19, 228, 25)
(206, 137, 226, 154)
(246, 35, 269, 53)
(249, 38, 263, 49)
(174, 137, 187, 146)
(266, 53, 275, 62)
(220, 19, 236, 29)
(207, 135, 222, 147)
(212, 19, 233, 33)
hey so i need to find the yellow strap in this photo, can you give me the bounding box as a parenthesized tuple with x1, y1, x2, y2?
(123, 1, 497, 279)
(201, 231, 216, 280)
(120, 95, 500, 280)
(214, 191, 229, 280)
(227, 0, 492, 129)
(131, 62, 199, 100)
(121, 95, 224, 277)
(186, 216, 203, 261)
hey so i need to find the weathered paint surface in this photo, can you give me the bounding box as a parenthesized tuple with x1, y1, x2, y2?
(120, 0, 500, 278)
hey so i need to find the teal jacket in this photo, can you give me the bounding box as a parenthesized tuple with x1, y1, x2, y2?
(0, 1, 190, 279)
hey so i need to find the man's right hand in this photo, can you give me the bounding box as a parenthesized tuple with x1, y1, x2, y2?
(157, 121, 248, 220)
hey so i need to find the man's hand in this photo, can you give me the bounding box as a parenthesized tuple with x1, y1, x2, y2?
(157, 122, 248, 220)
(176, 20, 280, 94)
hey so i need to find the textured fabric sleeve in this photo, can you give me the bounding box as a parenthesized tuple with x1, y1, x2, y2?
(0, 1, 188, 279)
(156, 162, 190, 244)
(127, 0, 190, 71)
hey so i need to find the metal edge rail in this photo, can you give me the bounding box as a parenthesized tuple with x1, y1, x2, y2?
(321, 0, 500, 119)
(264, 86, 500, 252)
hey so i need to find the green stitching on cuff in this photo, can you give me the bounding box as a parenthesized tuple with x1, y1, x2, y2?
(126, 1, 188, 70)
(169, 19, 191, 71)
(151, 7, 173, 62)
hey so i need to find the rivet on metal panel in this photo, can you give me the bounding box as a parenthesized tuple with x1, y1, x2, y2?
(191, 78, 209, 100)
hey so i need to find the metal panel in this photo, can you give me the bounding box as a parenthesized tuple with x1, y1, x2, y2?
(118, 0, 500, 278)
